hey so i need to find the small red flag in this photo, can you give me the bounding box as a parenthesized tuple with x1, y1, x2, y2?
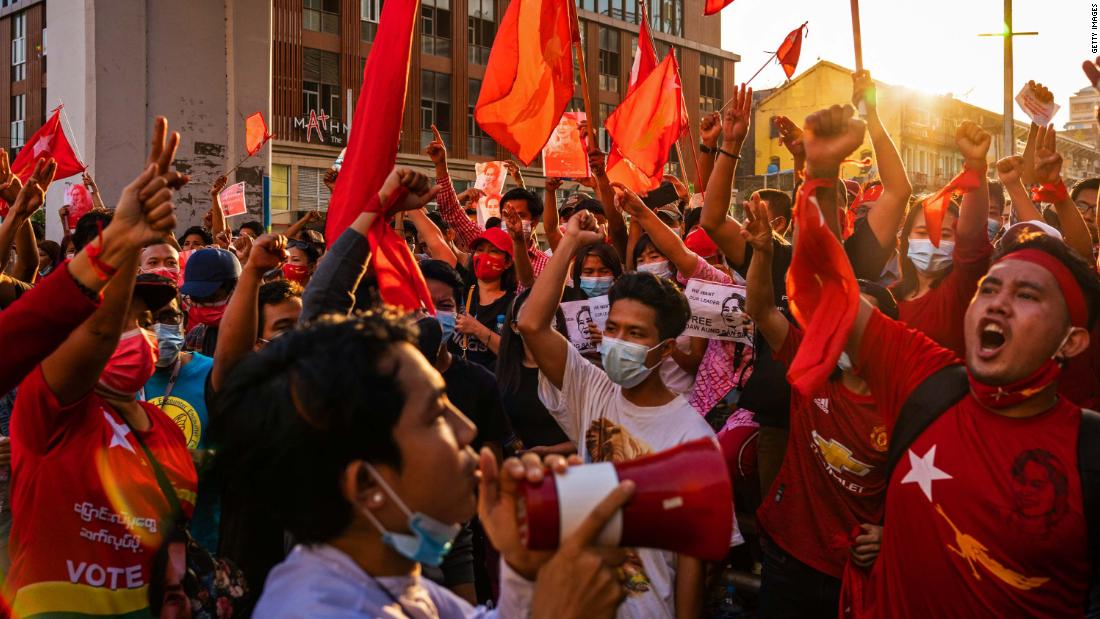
(604, 53, 688, 184)
(245, 112, 272, 156)
(628, 16, 658, 94)
(474, 0, 575, 166)
(785, 178, 860, 396)
(704, 0, 735, 16)
(607, 15, 662, 193)
(1, 106, 85, 217)
(777, 23, 808, 79)
(922, 166, 983, 247)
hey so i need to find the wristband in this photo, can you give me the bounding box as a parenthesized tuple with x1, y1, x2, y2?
(699, 143, 716, 156)
(1031, 179, 1069, 204)
(716, 147, 740, 160)
(82, 222, 119, 282)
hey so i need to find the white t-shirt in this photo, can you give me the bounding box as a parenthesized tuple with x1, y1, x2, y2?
(538, 344, 740, 619)
(659, 333, 696, 396)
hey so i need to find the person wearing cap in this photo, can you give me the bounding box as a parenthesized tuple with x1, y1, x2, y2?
(180, 247, 242, 356)
(451, 227, 518, 371)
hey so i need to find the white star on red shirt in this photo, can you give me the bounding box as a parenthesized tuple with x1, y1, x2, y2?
(901, 445, 952, 502)
(103, 410, 136, 454)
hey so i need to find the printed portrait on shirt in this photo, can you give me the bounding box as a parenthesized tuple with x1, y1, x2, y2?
(585, 418, 652, 464)
(1006, 448, 1069, 538)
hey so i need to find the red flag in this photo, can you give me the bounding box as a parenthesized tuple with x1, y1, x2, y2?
(1, 107, 85, 217)
(474, 0, 575, 166)
(922, 166, 983, 247)
(245, 112, 273, 156)
(785, 178, 860, 396)
(704, 0, 735, 15)
(628, 17, 658, 94)
(605, 12, 662, 193)
(777, 23, 808, 79)
(604, 53, 687, 184)
(323, 0, 434, 314)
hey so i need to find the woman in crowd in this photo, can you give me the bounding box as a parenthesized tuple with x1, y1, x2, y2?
(36, 240, 61, 278)
(451, 226, 528, 370)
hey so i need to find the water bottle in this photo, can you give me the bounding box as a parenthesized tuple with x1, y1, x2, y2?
(713, 583, 743, 619)
(496, 314, 506, 334)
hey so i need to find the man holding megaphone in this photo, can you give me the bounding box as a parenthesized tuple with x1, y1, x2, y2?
(518, 210, 742, 619)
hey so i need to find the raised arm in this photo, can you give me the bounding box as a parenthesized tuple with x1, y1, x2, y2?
(407, 209, 458, 266)
(504, 160, 527, 190)
(0, 150, 26, 274)
(854, 71, 912, 250)
(589, 148, 627, 260)
(208, 175, 228, 244)
(742, 199, 790, 351)
(1032, 124, 1094, 259)
(284, 210, 320, 241)
(517, 211, 605, 389)
(774, 115, 806, 200)
(612, 182, 698, 275)
(701, 84, 752, 266)
(428, 124, 484, 250)
(543, 177, 564, 251)
(954, 121, 991, 245)
(82, 172, 108, 211)
(802, 105, 868, 241)
(996, 156, 1043, 222)
(502, 204, 535, 289)
(698, 112, 720, 189)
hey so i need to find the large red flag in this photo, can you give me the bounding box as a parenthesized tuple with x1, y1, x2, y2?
(604, 53, 687, 185)
(474, 0, 575, 166)
(777, 23, 808, 79)
(2, 106, 85, 217)
(323, 0, 434, 314)
(628, 16, 658, 94)
(606, 12, 660, 193)
(785, 178, 860, 396)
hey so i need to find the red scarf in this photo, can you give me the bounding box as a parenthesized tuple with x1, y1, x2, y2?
(969, 359, 1062, 410)
(922, 165, 984, 247)
(1030, 179, 1070, 204)
(785, 177, 861, 396)
(365, 187, 436, 314)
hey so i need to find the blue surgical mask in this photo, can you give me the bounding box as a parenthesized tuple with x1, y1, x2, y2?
(579, 275, 614, 298)
(360, 463, 461, 567)
(437, 311, 456, 342)
(637, 259, 673, 280)
(598, 336, 666, 388)
(907, 238, 955, 273)
(837, 351, 853, 374)
(153, 322, 184, 368)
(987, 218, 1002, 240)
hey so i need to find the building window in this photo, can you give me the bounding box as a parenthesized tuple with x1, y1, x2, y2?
(665, 145, 680, 177)
(11, 12, 25, 82)
(297, 166, 332, 211)
(303, 48, 341, 122)
(467, 0, 494, 65)
(468, 79, 496, 157)
(421, 70, 452, 149)
(599, 103, 614, 152)
(304, 0, 340, 34)
(10, 94, 24, 150)
(700, 54, 722, 113)
(598, 28, 619, 93)
(421, 0, 451, 57)
(652, 0, 682, 36)
(271, 164, 290, 211)
(576, 0, 596, 12)
(361, 0, 383, 41)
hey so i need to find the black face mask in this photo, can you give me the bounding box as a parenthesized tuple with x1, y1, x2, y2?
(416, 316, 443, 362)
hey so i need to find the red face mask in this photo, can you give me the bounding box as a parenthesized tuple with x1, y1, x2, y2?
(98, 328, 159, 398)
(282, 263, 310, 284)
(188, 299, 229, 328)
(969, 358, 1063, 410)
(473, 253, 508, 281)
(141, 266, 181, 286)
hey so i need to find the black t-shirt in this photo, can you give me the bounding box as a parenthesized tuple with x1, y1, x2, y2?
(443, 356, 509, 450)
(447, 287, 515, 370)
(501, 366, 570, 449)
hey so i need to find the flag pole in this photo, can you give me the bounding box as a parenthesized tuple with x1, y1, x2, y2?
(850, 0, 863, 73)
(56, 100, 87, 168)
(567, 0, 599, 149)
(718, 51, 776, 112)
(636, 0, 693, 190)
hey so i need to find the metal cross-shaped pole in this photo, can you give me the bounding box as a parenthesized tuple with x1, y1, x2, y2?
(978, 0, 1037, 158)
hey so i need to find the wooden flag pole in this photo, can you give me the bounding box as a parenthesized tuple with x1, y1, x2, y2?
(567, 0, 599, 149)
(850, 0, 863, 73)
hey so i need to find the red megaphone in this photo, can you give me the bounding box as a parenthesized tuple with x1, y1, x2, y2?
(520, 437, 733, 561)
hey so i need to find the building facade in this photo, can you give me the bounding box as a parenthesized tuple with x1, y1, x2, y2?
(1064, 86, 1099, 148)
(0, 0, 48, 162)
(749, 61, 1100, 196)
(269, 0, 739, 225)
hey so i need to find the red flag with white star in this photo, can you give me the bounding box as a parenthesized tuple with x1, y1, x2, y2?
(11, 106, 84, 183)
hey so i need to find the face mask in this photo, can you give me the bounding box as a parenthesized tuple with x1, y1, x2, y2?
(598, 336, 665, 388)
(98, 328, 159, 398)
(473, 253, 508, 281)
(987, 218, 1003, 240)
(360, 463, 460, 566)
(154, 322, 185, 368)
(579, 275, 614, 298)
(282, 263, 310, 284)
(436, 311, 456, 342)
(969, 331, 1070, 409)
(522, 220, 533, 240)
(141, 266, 181, 286)
(187, 298, 229, 328)
(837, 351, 853, 374)
(907, 239, 955, 273)
(637, 259, 672, 280)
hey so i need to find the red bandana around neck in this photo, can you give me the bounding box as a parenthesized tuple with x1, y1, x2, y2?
(969, 358, 1062, 410)
(922, 165, 984, 247)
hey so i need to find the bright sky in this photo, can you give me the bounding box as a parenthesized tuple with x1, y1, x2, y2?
(720, 0, 1091, 127)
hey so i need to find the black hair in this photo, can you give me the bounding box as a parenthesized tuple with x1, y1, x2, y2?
(238, 221, 265, 237)
(631, 233, 678, 280)
(258, 280, 303, 339)
(683, 207, 701, 236)
(72, 211, 114, 252)
(496, 289, 567, 396)
(178, 225, 213, 247)
(608, 272, 690, 341)
(38, 239, 61, 267)
(572, 197, 605, 218)
(756, 189, 793, 223)
(893, 196, 961, 301)
(485, 217, 502, 229)
(211, 311, 418, 544)
(571, 242, 624, 290)
(420, 259, 464, 306)
(288, 239, 321, 264)
(994, 231, 1100, 330)
(427, 211, 451, 233)
(858, 279, 899, 321)
(987, 180, 1006, 212)
(1071, 177, 1100, 203)
(501, 187, 544, 220)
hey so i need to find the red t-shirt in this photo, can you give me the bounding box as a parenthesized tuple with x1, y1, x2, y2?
(1060, 321, 1100, 411)
(860, 310, 1088, 617)
(757, 326, 888, 578)
(7, 366, 197, 618)
(895, 232, 991, 358)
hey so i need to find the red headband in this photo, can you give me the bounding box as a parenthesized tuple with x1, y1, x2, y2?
(995, 248, 1088, 328)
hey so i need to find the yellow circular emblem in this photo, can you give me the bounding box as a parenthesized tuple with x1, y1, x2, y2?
(149, 395, 202, 449)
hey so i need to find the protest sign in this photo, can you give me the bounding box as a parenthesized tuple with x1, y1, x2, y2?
(477, 193, 502, 228)
(559, 294, 610, 353)
(683, 279, 754, 344)
(542, 112, 590, 179)
(65, 184, 94, 230)
(219, 182, 248, 217)
(1015, 83, 1060, 127)
(474, 161, 507, 196)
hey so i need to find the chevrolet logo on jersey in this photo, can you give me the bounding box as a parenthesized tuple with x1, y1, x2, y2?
(812, 431, 873, 477)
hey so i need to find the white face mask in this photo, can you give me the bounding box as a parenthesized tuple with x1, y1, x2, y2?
(837, 351, 854, 374)
(907, 238, 954, 273)
(637, 260, 672, 280)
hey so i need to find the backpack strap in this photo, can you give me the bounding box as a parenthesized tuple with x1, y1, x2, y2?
(1078, 408, 1100, 616)
(885, 364, 969, 481)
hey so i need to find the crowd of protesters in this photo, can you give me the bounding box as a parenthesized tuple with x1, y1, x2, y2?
(1, 53, 1100, 619)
